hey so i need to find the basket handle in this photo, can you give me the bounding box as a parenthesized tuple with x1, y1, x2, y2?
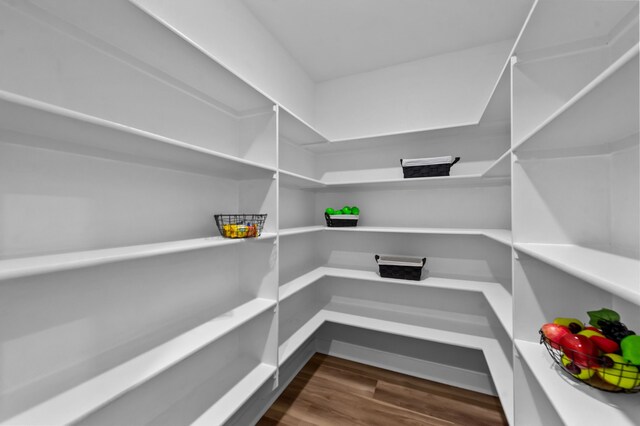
(374, 254, 380, 264)
(421, 257, 427, 267)
(451, 157, 460, 165)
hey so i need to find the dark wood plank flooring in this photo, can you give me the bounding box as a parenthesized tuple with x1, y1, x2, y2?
(258, 354, 508, 426)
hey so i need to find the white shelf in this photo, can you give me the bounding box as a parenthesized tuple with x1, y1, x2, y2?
(279, 107, 329, 146)
(279, 267, 327, 301)
(513, 44, 639, 154)
(515, 339, 640, 426)
(278, 226, 325, 237)
(279, 266, 513, 338)
(323, 174, 510, 190)
(514, 243, 640, 305)
(279, 310, 326, 365)
(483, 230, 513, 247)
(191, 362, 276, 426)
(0, 90, 277, 180)
(482, 149, 511, 178)
(279, 169, 325, 189)
(278, 226, 512, 246)
(0, 234, 276, 281)
(1, 298, 276, 426)
(327, 226, 512, 247)
(278, 170, 510, 190)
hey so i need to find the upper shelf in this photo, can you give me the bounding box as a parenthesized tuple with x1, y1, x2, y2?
(514, 1, 638, 60)
(279, 168, 510, 190)
(0, 234, 277, 282)
(514, 243, 640, 305)
(513, 44, 639, 155)
(482, 149, 511, 178)
(279, 107, 329, 146)
(323, 174, 510, 190)
(279, 169, 325, 189)
(0, 91, 277, 180)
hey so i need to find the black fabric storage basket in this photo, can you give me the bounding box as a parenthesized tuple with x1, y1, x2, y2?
(400, 157, 460, 178)
(325, 212, 358, 227)
(375, 255, 426, 281)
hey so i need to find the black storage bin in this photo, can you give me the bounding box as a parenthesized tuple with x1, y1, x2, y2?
(400, 157, 460, 178)
(375, 255, 426, 281)
(325, 212, 358, 227)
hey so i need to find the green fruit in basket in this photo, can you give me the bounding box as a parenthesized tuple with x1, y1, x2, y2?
(621, 335, 640, 365)
(325, 208, 335, 215)
(351, 206, 360, 215)
(597, 353, 640, 390)
(341, 207, 352, 215)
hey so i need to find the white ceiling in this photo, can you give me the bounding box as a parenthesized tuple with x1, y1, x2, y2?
(242, 0, 533, 82)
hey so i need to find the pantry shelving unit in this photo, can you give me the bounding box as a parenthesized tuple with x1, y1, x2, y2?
(1, 0, 639, 425)
(511, 1, 640, 425)
(0, 0, 279, 424)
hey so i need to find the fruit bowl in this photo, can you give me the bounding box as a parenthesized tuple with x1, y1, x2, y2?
(214, 214, 267, 238)
(540, 331, 640, 393)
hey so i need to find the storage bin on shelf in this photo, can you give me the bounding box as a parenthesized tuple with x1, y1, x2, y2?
(400, 156, 460, 178)
(214, 214, 267, 238)
(375, 255, 427, 281)
(325, 213, 358, 227)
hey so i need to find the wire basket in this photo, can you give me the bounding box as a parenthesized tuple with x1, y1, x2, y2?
(540, 331, 640, 393)
(214, 214, 267, 238)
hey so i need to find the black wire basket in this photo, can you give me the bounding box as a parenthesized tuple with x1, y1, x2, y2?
(540, 330, 640, 393)
(214, 214, 267, 238)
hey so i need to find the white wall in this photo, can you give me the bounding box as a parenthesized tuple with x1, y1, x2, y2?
(128, 0, 317, 125)
(314, 40, 514, 141)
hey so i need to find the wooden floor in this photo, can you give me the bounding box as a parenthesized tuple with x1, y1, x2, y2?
(258, 354, 508, 426)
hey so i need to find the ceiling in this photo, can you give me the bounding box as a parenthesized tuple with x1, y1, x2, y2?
(242, 0, 533, 82)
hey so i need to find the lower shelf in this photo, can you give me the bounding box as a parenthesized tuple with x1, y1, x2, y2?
(2, 298, 276, 425)
(514, 243, 640, 305)
(278, 306, 514, 425)
(191, 362, 276, 426)
(515, 339, 640, 426)
(279, 266, 513, 338)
